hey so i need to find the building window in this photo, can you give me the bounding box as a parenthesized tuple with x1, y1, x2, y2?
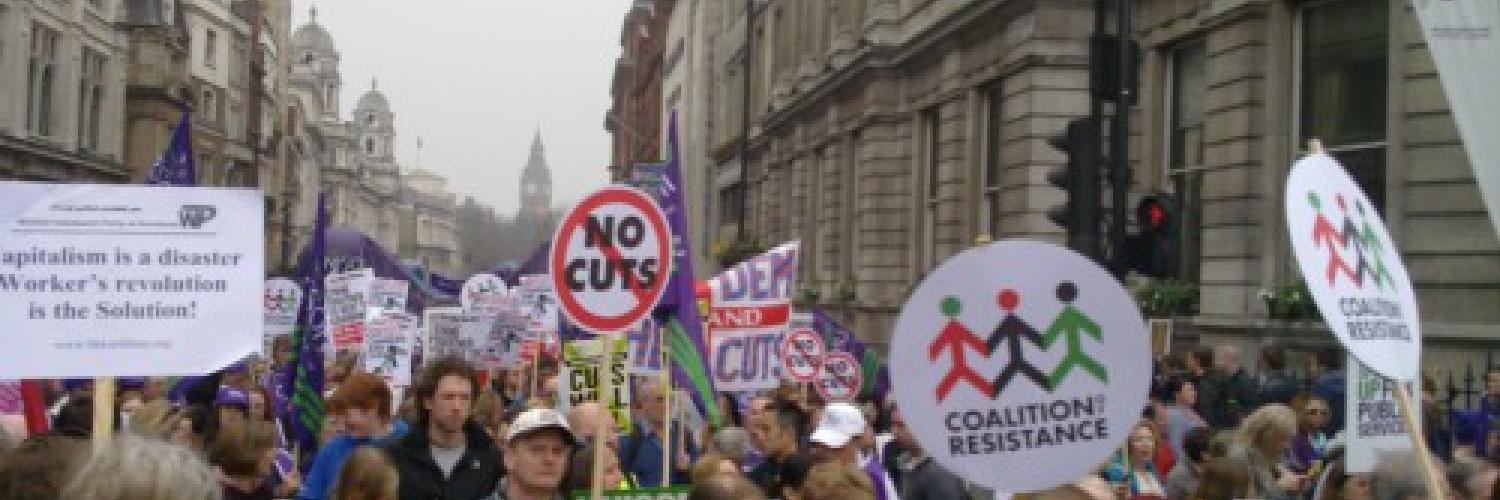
(77, 48, 106, 152)
(1168, 41, 1207, 282)
(200, 88, 216, 123)
(204, 29, 217, 68)
(843, 131, 861, 280)
(365, 138, 375, 154)
(1299, 0, 1389, 211)
(980, 82, 1005, 239)
(919, 107, 942, 273)
(27, 22, 59, 137)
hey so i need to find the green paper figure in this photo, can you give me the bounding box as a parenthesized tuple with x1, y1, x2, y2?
(1042, 281, 1108, 387)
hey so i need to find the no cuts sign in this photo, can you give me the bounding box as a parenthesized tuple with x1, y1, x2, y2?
(549, 186, 672, 333)
(782, 327, 825, 382)
(817, 352, 862, 402)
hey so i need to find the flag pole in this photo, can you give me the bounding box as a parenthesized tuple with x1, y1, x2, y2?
(91, 377, 116, 448)
(660, 338, 673, 487)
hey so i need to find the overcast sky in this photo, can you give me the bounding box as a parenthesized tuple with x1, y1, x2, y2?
(294, 0, 629, 216)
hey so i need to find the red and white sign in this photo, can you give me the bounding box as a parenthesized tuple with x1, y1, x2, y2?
(817, 352, 861, 402)
(549, 186, 672, 333)
(782, 327, 825, 382)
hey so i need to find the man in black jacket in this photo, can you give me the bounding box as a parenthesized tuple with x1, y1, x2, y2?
(884, 406, 968, 500)
(1197, 344, 1260, 428)
(384, 357, 502, 500)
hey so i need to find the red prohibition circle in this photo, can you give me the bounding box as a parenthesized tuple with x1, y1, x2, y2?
(548, 186, 673, 333)
(817, 352, 861, 401)
(782, 328, 825, 382)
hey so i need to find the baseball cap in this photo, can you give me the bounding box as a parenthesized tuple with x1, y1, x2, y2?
(215, 386, 250, 409)
(809, 403, 866, 448)
(505, 408, 576, 445)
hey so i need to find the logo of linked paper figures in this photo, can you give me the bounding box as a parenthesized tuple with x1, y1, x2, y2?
(1307, 191, 1393, 291)
(927, 282, 1108, 403)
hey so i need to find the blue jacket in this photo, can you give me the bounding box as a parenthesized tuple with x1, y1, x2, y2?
(297, 419, 409, 500)
(618, 421, 698, 487)
(1313, 371, 1346, 434)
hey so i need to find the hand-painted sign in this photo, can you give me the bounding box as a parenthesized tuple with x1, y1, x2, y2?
(549, 186, 673, 333)
(889, 240, 1150, 493)
(561, 337, 632, 434)
(264, 278, 301, 356)
(1286, 153, 1421, 381)
(363, 312, 416, 387)
(782, 327, 825, 382)
(325, 268, 373, 355)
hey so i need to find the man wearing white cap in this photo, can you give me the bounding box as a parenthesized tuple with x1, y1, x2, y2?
(810, 403, 901, 500)
(494, 408, 576, 500)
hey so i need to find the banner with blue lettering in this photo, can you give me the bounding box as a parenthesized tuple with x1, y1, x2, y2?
(707, 242, 799, 392)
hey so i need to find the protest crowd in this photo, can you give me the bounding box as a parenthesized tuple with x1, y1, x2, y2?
(0, 339, 1496, 500)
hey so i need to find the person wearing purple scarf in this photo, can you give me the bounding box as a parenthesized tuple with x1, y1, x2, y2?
(1285, 394, 1332, 474)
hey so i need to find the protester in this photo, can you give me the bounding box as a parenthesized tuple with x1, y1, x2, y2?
(474, 390, 505, 440)
(0, 433, 88, 500)
(567, 401, 620, 451)
(495, 408, 575, 500)
(1104, 420, 1167, 499)
(1423, 375, 1455, 462)
(886, 405, 966, 500)
(1186, 347, 1213, 383)
(1447, 456, 1497, 500)
(686, 472, 767, 500)
(246, 385, 275, 423)
(1310, 348, 1347, 434)
(59, 434, 222, 500)
(1258, 345, 1300, 406)
(1157, 374, 1206, 462)
(801, 460, 876, 500)
(711, 426, 752, 467)
(1227, 403, 1304, 499)
(619, 379, 697, 486)
(1370, 451, 1442, 500)
(1287, 393, 1333, 474)
(329, 447, 399, 500)
(1313, 459, 1372, 500)
(145, 376, 171, 403)
(565, 440, 630, 491)
(300, 372, 409, 500)
(1198, 344, 1259, 428)
(210, 419, 278, 500)
(215, 385, 252, 436)
(747, 399, 809, 497)
(494, 367, 529, 414)
(1164, 427, 1216, 500)
(384, 356, 502, 500)
(128, 399, 192, 444)
(807, 402, 899, 500)
(535, 372, 559, 407)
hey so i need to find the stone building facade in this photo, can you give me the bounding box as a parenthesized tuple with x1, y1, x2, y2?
(607, 0, 674, 181)
(697, 0, 1499, 369)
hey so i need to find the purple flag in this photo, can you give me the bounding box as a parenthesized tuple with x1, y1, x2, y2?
(145, 111, 196, 186)
(813, 309, 891, 402)
(279, 193, 328, 465)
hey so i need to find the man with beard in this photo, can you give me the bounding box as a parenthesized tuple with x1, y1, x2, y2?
(384, 357, 502, 500)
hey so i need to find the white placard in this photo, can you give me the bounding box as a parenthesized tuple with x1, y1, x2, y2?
(0, 182, 264, 377)
(325, 268, 372, 355)
(1285, 153, 1422, 381)
(549, 186, 673, 333)
(263, 278, 301, 355)
(422, 307, 489, 364)
(519, 274, 559, 338)
(706, 242, 799, 392)
(561, 337, 632, 434)
(782, 327, 825, 383)
(626, 317, 664, 376)
(369, 278, 409, 312)
(889, 240, 1151, 493)
(1344, 355, 1418, 473)
(364, 312, 417, 387)
(817, 352, 861, 402)
(482, 310, 528, 370)
(461, 273, 511, 316)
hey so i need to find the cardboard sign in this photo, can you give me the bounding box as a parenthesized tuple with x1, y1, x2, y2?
(626, 318, 664, 375)
(482, 310, 529, 370)
(0, 182, 264, 378)
(519, 274, 559, 340)
(782, 327, 825, 382)
(1286, 153, 1421, 381)
(817, 352, 861, 401)
(567, 486, 689, 500)
(561, 337, 632, 434)
(889, 240, 1151, 493)
(461, 273, 511, 316)
(707, 242, 799, 392)
(325, 268, 372, 355)
(363, 312, 416, 387)
(549, 186, 673, 333)
(1345, 354, 1418, 473)
(423, 307, 489, 364)
(263, 278, 301, 355)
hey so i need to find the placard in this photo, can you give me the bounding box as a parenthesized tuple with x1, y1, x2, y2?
(422, 307, 489, 364)
(363, 312, 416, 387)
(369, 278, 409, 312)
(889, 240, 1151, 493)
(706, 242, 799, 392)
(461, 273, 511, 316)
(817, 352, 861, 402)
(482, 310, 529, 370)
(561, 337, 632, 434)
(626, 318, 664, 375)
(325, 268, 372, 355)
(1285, 153, 1421, 381)
(263, 278, 301, 355)
(0, 182, 264, 377)
(1344, 355, 1418, 473)
(549, 186, 673, 333)
(781, 327, 825, 383)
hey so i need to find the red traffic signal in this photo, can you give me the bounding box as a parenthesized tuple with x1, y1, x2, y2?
(1136, 195, 1174, 233)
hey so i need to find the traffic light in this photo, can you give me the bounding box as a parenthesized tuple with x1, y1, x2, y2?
(1046, 118, 1101, 259)
(1126, 194, 1180, 277)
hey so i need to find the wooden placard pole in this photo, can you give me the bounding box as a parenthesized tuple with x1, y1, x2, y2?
(660, 339, 673, 487)
(1308, 138, 1325, 155)
(91, 377, 116, 448)
(530, 356, 539, 402)
(1392, 382, 1447, 500)
(591, 333, 617, 500)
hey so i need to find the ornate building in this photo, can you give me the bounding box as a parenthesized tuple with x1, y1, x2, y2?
(283, 7, 462, 276)
(514, 130, 554, 254)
